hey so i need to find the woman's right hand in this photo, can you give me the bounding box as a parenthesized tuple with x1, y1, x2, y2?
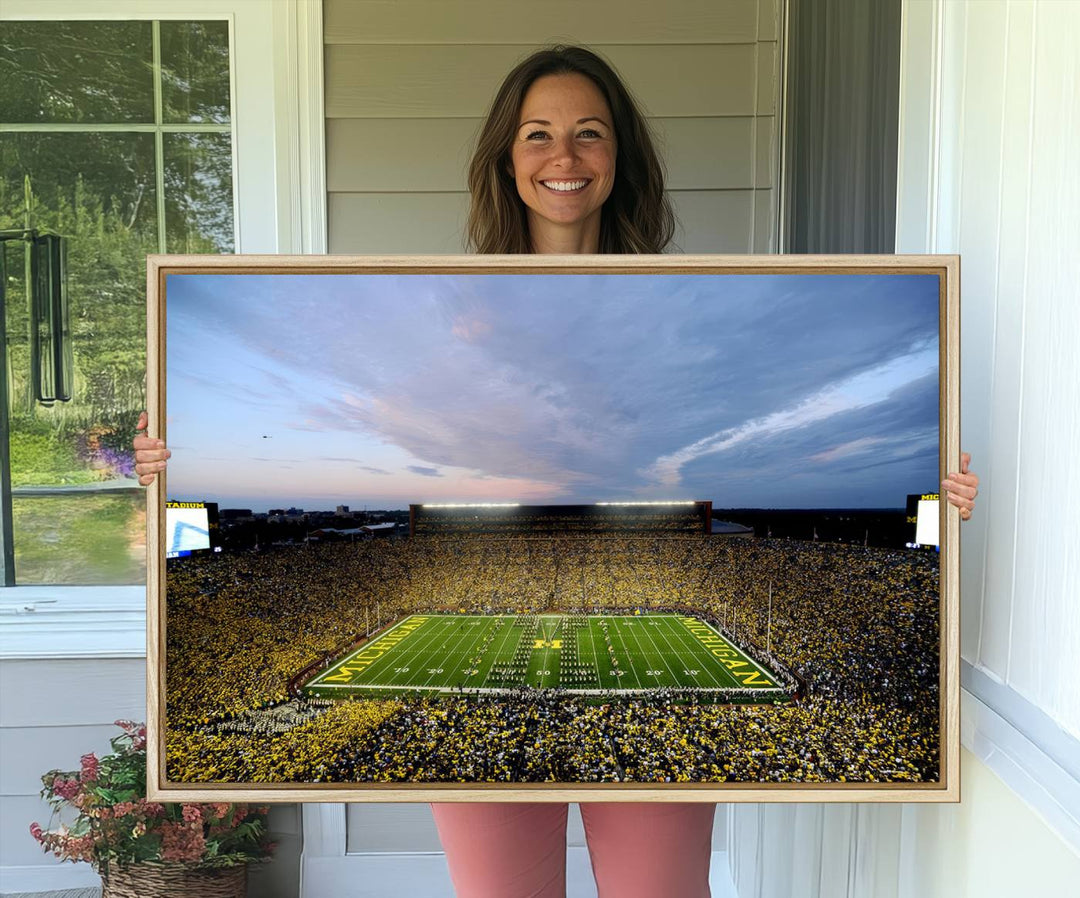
(133, 411, 171, 486)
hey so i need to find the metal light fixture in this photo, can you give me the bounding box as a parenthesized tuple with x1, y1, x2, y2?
(0, 229, 72, 405)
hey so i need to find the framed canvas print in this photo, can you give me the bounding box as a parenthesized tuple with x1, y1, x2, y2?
(145, 254, 959, 803)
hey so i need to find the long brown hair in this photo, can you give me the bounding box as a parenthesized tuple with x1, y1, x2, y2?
(466, 46, 675, 254)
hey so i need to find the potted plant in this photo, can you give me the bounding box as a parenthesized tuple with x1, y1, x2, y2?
(31, 720, 274, 897)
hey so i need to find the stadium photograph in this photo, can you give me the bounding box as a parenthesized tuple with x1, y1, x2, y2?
(155, 260, 950, 793)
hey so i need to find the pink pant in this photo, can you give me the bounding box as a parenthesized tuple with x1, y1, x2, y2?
(431, 802, 715, 898)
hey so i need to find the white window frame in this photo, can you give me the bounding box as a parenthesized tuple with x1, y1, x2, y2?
(0, 0, 326, 659)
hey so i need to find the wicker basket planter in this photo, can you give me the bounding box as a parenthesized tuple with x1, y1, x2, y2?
(101, 862, 247, 898)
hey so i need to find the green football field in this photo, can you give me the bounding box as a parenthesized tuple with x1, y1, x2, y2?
(302, 613, 787, 703)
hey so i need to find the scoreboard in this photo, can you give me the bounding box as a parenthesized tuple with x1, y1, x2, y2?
(905, 493, 939, 549)
(165, 500, 221, 559)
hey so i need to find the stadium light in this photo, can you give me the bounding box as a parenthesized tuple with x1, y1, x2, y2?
(594, 501, 696, 506)
(421, 503, 521, 508)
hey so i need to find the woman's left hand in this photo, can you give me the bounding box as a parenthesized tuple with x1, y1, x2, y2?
(942, 452, 979, 521)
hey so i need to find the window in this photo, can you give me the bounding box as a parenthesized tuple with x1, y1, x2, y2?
(1, 19, 234, 584)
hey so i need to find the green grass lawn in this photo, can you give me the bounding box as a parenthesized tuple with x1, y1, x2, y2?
(12, 493, 145, 584)
(303, 613, 787, 703)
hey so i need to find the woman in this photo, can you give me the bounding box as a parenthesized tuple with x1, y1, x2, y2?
(135, 45, 979, 898)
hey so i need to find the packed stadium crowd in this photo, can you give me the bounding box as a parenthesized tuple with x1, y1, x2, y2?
(165, 533, 939, 785)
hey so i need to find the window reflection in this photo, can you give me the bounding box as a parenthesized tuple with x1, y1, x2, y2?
(0, 20, 234, 585)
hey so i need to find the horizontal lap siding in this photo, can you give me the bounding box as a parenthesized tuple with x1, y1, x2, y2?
(325, 0, 780, 254)
(324, 0, 762, 45)
(327, 117, 771, 192)
(0, 658, 145, 868)
(325, 45, 760, 118)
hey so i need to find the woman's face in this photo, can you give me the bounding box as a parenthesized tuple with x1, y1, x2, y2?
(509, 73, 616, 245)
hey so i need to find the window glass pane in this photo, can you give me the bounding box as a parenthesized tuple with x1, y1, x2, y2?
(164, 133, 235, 252)
(0, 22, 154, 124)
(2, 132, 157, 585)
(12, 493, 145, 585)
(160, 21, 232, 124)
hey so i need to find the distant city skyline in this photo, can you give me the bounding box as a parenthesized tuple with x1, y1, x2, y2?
(166, 271, 940, 511)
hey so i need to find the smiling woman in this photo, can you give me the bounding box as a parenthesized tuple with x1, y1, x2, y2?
(509, 73, 617, 253)
(466, 45, 674, 255)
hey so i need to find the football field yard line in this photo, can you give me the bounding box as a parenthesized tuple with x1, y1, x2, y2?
(435, 616, 490, 688)
(620, 618, 663, 687)
(408, 617, 468, 685)
(373, 616, 444, 687)
(662, 618, 728, 689)
(452, 617, 494, 687)
(646, 618, 683, 687)
(415, 618, 462, 690)
(608, 617, 644, 688)
(680, 621, 742, 689)
(479, 615, 520, 688)
(633, 618, 669, 687)
(656, 618, 717, 687)
(370, 615, 455, 687)
(433, 615, 494, 689)
(591, 618, 610, 687)
(587, 620, 604, 688)
(590, 621, 605, 689)
(638, 616, 685, 687)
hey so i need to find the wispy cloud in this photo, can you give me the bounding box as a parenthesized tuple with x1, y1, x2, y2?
(810, 437, 887, 464)
(643, 344, 937, 488)
(407, 465, 443, 478)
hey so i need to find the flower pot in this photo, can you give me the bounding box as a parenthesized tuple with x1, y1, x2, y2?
(101, 862, 247, 898)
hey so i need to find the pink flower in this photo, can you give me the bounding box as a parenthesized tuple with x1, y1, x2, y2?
(112, 800, 136, 818)
(29, 822, 43, 842)
(208, 802, 231, 819)
(80, 753, 100, 782)
(52, 777, 80, 801)
(160, 821, 206, 863)
(64, 834, 96, 863)
(136, 798, 165, 817)
(181, 805, 202, 824)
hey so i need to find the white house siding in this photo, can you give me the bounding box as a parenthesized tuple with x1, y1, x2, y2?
(0, 659, 146, 892)
(324, 0, 781, 254)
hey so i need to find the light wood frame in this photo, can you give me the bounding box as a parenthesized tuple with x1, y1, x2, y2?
(146, 253, 960, 803)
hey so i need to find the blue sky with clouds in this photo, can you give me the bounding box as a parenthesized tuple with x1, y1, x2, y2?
(165, 272, 940, 511)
